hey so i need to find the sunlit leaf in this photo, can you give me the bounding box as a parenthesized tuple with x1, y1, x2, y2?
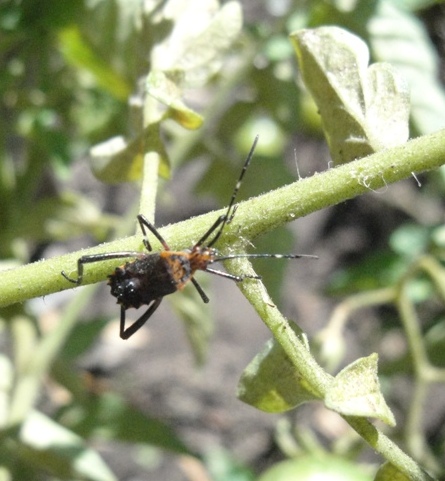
(18, 410, 117, 481)
(146, 1, 242, 128)
(291, 26, 410, 164)
(146, 71, 203, 129)
(151, 0, 242, 86)
(325, 353, 396, 426)
(258, 456, 374, 481)
(369, 1, 445, 134)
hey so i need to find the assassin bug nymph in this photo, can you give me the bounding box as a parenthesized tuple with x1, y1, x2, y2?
(62, 136, 316, 339)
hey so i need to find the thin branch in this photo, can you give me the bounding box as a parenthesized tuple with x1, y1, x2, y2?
(1, 129, 445, 308)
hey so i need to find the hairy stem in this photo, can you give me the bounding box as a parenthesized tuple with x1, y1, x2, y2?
(1, 129, 445, 308)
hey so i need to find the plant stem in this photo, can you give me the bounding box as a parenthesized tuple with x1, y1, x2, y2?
(232, 259, 435, 481)
(1, 129, 445, 308)
(345, 415, 435, 481)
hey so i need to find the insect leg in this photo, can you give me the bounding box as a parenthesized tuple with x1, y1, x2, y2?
(194, 214, 226, 247)
(206, 135, 259, 248)
(191, 278, 210, 303)
(120, 298, 163, 340)
(137, 214, 170, 251)
(61, 252, 141, 285)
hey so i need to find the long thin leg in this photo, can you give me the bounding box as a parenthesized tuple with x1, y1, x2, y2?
(120, 297, 163, 340)
(191, 278, 210, 303)
(194, 214, 225, 248)
(137, 214, 170, 251)
(137, 138, 258, 252)
(61, 251, 141, 285)
(206, 135, 259, 248)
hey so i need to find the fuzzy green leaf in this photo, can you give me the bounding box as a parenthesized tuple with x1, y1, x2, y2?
(150, 0, 242, 85)
(325, 353, 396, 426)
(237, 322, 319, 413)
(290, 26, 410, 164)
(146, 1, 242, 128)
(369, 1, 445, 134)
(374, 462, 414, 481)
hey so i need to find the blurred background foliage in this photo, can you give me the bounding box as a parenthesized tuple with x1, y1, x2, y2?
(1, 0, 445, 480)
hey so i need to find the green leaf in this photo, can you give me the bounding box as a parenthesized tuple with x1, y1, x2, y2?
(325, 353, 396, 426)
(431, 224, 445, 249)
(89, 122, 170, 183)
(258, 456, 374, 481)
(374, 462, 413, 481)
(61, 391, 190, 455)
(150, 0, 242, 85)
(389, 223, 431, 258)
(7, 193, 115, 243)
(17, 410, 117, 481)
(392, 0, 439, 10)
(369, 1, 445, 135)
(146, 1, 242, 128)
(327, 250, 407, 295)
(57, 317, 109, 361)
(290, 26, 410, 164)
(58, 25, 131, 101)
(146, 70, 203, 129)
(237, 322, 319, 413)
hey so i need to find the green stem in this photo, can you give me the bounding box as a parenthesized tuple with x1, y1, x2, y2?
(1, 129, 445, 308)
(395, 261, 445, 473)
(231, 259, 435, 481)
(345, 416, 434, 481)
(322, 287, 396, 336)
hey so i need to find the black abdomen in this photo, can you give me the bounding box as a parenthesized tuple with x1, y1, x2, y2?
(108, 253, 192, 309)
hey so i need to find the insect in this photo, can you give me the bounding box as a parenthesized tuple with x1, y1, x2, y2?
(62, 136, 316, 339)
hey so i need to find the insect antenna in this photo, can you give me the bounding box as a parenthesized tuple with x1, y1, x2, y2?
(203, 253, 317, 283)
(213, 253, 318, 262)
(198, 135, 259, 249)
